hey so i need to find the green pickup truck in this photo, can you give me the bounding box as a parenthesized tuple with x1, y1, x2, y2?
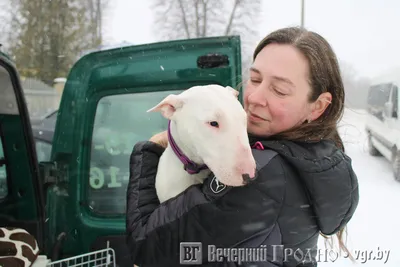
(0, 36, 243, 266)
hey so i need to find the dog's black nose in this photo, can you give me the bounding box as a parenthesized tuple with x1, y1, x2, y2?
(242, 173, 252, 185)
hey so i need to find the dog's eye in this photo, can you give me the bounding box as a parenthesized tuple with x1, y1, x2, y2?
(209, 121, 219, 128)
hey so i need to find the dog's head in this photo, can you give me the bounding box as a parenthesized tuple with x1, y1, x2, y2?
(147, 84, 256, 186)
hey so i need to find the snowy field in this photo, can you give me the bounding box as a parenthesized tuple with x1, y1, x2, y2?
(317, 108, 400, 266)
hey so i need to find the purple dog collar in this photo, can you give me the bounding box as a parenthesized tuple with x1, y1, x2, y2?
(167, 120, 209, 174)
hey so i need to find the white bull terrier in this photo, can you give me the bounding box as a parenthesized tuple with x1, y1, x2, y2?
(147, 84, 257, 203)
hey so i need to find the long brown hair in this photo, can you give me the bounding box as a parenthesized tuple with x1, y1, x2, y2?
(252, 27, 353, 260)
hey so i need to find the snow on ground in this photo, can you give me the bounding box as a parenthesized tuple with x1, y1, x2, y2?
(317, 108, 400, 266)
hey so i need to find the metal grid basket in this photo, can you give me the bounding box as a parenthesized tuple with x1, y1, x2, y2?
(46, 242, 116, 267)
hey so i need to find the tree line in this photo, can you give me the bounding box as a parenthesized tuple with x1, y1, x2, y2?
(0, 0, 369, 109)
(0, 0, 108, 85)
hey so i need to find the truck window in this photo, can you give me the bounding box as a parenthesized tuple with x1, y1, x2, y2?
(367, 83, 392, 120)
(0, 138, 8, 199)
(367, 83, 391, 107)
(87, 90, 183, 215)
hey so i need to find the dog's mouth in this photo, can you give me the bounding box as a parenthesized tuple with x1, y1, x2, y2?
(242, 173, 252, 185)
(242, 173, 257, 185)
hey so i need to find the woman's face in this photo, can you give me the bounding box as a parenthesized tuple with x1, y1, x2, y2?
(243, 43, 330, 137)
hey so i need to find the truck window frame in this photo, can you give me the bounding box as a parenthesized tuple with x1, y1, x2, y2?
(0, 124, 9, 200)
(390, 85, 398, 118)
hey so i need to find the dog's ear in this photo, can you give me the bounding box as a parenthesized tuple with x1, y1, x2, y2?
(147, 94, 184, 119)
(226, 86, 239, 98)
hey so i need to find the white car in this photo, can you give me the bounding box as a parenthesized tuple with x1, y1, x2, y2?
(365, 69, 400, 181)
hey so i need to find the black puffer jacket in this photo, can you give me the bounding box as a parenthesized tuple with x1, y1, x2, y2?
(126, 137, 359, 267)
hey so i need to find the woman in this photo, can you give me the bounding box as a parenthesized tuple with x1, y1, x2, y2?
(126, 27, 359, 266)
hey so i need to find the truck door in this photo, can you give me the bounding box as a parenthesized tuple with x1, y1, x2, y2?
(45, 36, 242, 266)
(0, 54, 45, 250)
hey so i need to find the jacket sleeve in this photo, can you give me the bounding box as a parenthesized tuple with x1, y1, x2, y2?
(126, 141, 286, 266)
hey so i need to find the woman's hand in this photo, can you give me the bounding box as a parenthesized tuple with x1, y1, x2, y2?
(149, 130, 168, 148)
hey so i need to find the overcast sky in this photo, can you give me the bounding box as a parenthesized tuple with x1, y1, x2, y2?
(102, 0, 398, 79)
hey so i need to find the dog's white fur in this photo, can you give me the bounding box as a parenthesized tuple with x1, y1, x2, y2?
(147, 84, 256, 203)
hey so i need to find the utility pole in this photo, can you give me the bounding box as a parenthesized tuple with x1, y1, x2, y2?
(300, 0, 305, 28)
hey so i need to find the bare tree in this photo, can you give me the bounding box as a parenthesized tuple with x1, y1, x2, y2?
(151, 0, 262, 80)
(0, 0, 22, 54)
(0, 0, 109, 84)
(83, 0, 108, 45)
